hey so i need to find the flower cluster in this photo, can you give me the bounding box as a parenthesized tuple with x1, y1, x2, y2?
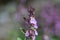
(23, 7, 38, 40)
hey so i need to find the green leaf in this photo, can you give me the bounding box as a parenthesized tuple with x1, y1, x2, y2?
(17, 37, 22, 40)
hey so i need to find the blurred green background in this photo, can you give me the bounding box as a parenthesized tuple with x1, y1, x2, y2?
(0, 0, 60, 40)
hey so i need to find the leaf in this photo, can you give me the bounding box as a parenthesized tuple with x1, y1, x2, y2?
(17, 37, 22, 40)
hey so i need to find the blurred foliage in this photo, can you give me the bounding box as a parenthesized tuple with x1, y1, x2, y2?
(0, 0, 13, 5)
(0, 0, 60, 40)
(7, 29, 17, 40)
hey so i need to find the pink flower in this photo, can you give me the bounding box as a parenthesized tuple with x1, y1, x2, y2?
(30, 17, 37, 25)
(25, 31, 29, 37)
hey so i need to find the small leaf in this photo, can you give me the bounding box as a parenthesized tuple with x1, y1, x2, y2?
(17, 37, 22, 40)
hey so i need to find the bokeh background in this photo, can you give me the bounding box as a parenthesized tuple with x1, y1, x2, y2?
(0, 0, 60, 40)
